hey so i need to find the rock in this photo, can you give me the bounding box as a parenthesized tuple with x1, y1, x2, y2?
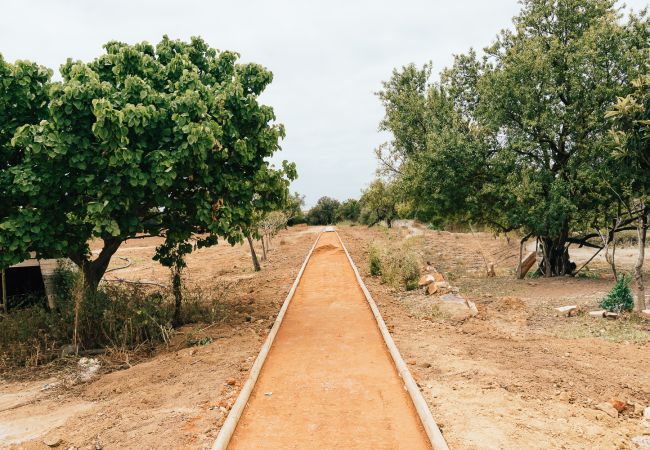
(426, 283, 438, 295)
(632, 435, 650, 449)
(644, 406, 650, 420)
(245, 315, 252, 322)
(440, 293, 465, 303)
(555, 305, 578, 317)
(418, 274, 435, 287)
(434, 281, 450, 289)
(225, 378, 236, 386)
(407, 359, 416, 365)
(433, 272, 446, 282)
(604, 311, 619, 319)
(420, 362, 432, 368)
(640, 310, 650, 318)
(633, 403, 645, 417)
(43, 437, 62, 447)
(610, 399, 626, 413)
(595, 402, 619, 418)
(436, 294, 477, 320)
(467, 300, 478, 316)
(558, 391, 571, 402)
(589, 310, 606, 318)
(78, 357, 101, 382)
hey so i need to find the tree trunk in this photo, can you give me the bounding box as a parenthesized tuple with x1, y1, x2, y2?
(172, 269, 183, 328)
(516, 233, 532, 279)
(247, 234, 261, 272)
(538, 233, 574, 277)
(261, 236, 267, 261)
(634, 206, 647, 312)
(70, 237, 122, 292)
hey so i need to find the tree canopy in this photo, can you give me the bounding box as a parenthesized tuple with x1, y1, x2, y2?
(307, 197, 341, 225)
(375, 0, 650, 275)
(1, 36, 290, 289)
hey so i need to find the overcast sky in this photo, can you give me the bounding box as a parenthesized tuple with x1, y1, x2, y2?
(1, 0, 648, 206)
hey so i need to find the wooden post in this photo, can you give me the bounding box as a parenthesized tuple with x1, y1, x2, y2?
(1, 269, 7, 313)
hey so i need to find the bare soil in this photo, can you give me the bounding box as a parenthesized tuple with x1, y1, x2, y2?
(1, 223, 649, 449)
(338, 224, 650, 450)
(230, 232, 429, 449)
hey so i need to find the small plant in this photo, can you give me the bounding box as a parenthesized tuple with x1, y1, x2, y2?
(187, 336, 214, 346)
(401, 254, 420, 291)
(368, 245, 382, 276)
(576, 268, 600, 279)
(601, 275, 634, 312)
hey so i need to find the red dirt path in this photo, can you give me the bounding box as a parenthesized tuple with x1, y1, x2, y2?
(228, 232, 431, 449)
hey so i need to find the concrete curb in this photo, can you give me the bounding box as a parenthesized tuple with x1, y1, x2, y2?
(335, 231, 450, 450)
(211, 231, 323, 450)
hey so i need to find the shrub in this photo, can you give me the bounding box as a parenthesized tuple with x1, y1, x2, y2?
(0, 264, 230, 370)
(401, 254, 420, 291)
(372, 245, 420, 291)
(368, 245, 382, 276)
(601, 275, 634, 312)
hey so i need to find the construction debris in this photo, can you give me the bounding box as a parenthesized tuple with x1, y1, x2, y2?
(555, 305, 578, 317)
(418, 274, 435, 287)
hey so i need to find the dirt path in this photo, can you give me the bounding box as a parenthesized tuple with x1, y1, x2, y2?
(228, 232, 431, 449)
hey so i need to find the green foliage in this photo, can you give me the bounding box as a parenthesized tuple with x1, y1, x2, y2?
(368, 244, 420, 290)
(187, 336, 213, 346)
(285, 192, 306, 225)
(0, 55, 52, 263)
(374, 0, 650, 276)
(0, 263, 230, 369)
(338, 198, 361, 222)
(606, 74, 650, 198)
(359, 180, 398, 227)
(1, 37, 290, 291)
(368, 245, 382, 276)
(601, 275, 634, 312)
(307, 196, 341, 225)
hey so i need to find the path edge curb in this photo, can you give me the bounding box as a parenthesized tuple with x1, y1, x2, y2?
(335, 231, 450, 450)
(211, 231, 323, 450)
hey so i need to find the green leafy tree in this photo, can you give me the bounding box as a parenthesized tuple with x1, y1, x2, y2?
(337, 198, 361, 222)
(2, 36, 286, 292)
(0, 55, 52, 254)
(307, 197, 341, 225)
(359, 180, 398, 227)
(284, 192, 306, 225)
(376, 0, 650, 276)
(606, 75, 650, 310)
(244, 161, 296, 270)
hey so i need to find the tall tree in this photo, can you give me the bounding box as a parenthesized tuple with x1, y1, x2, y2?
(606, 75, 650, 310)
(376, 0, 650, 276)
(0, 55, 52, 260)
(359, 180, 398, 227)
(1, 37, 286, 290)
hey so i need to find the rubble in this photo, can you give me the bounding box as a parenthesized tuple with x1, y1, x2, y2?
(555, 305, 578, 317)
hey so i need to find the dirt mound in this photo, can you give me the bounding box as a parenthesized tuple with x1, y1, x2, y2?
(493, 296, 527, 312)
(313, 243, 340, 254)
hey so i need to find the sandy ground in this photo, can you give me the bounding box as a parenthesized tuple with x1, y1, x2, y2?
(1, 226, 318, 450)
(338, 224, 650, 450)
(1, 223, 649, 449)
(230, 232, 429, 449)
